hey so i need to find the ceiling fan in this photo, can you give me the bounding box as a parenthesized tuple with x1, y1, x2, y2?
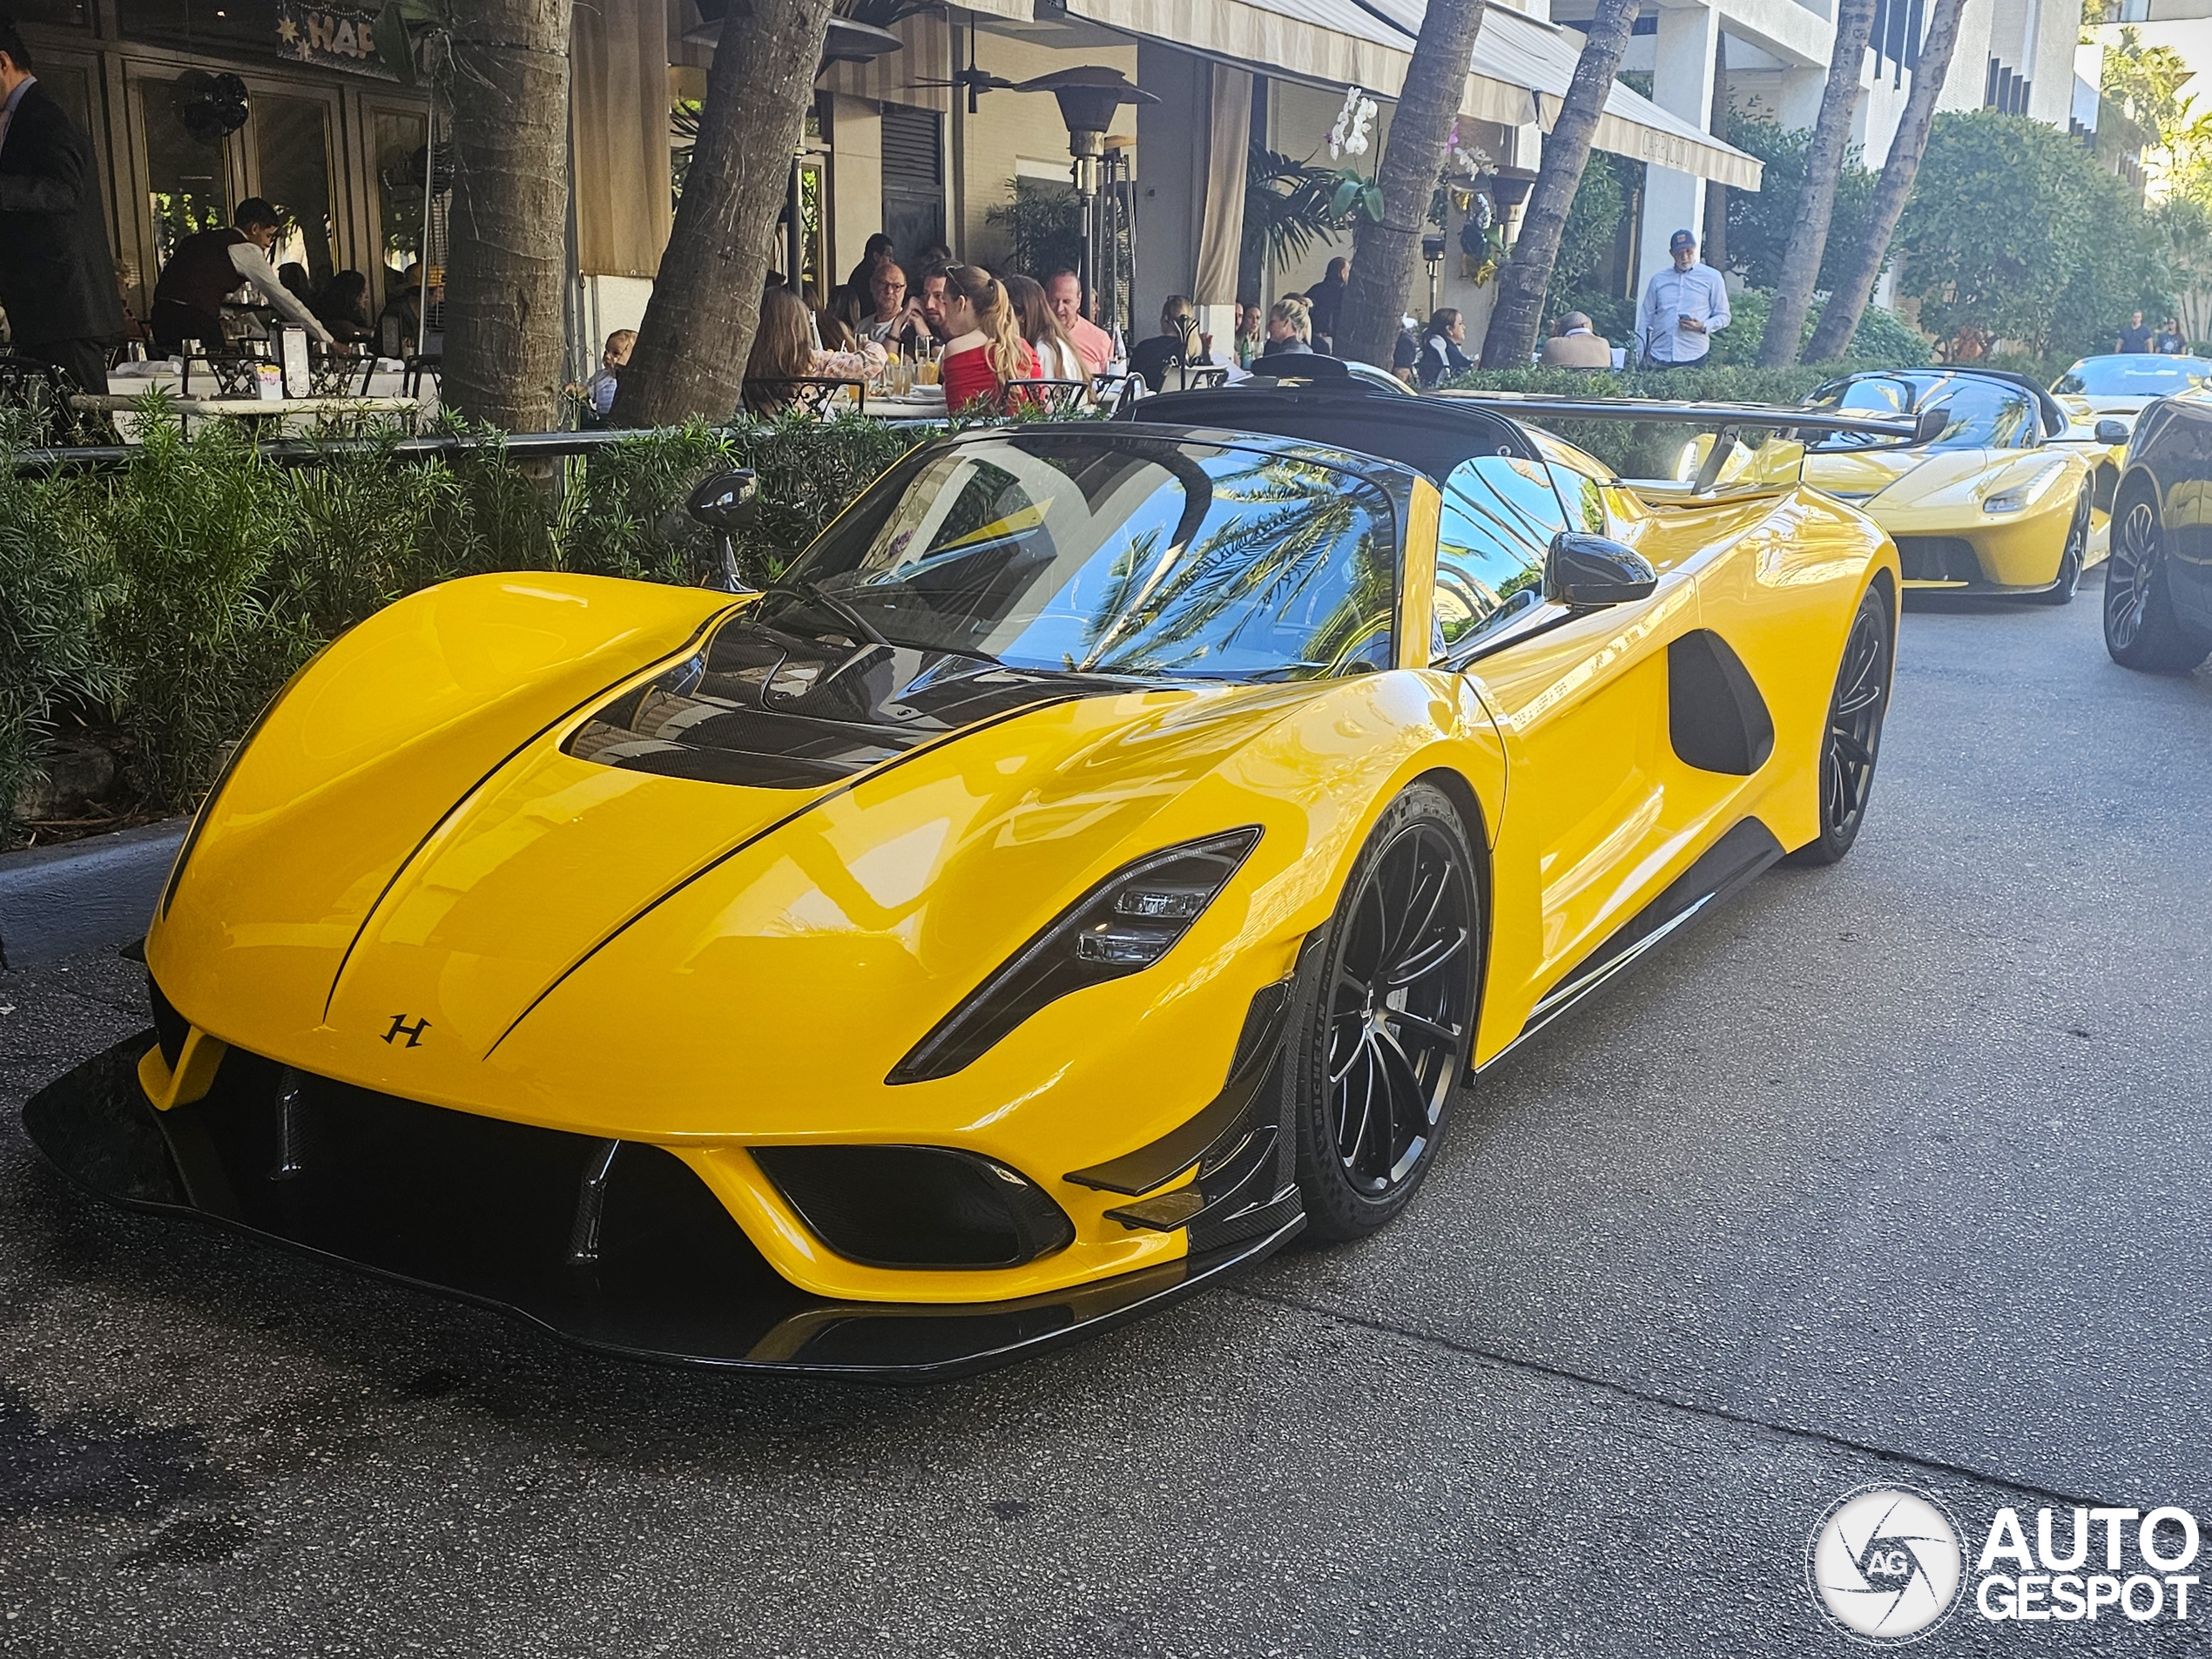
(907, 34, 1015, 113)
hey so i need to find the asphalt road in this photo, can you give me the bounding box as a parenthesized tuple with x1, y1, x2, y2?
(3, 572, 2209, 1657)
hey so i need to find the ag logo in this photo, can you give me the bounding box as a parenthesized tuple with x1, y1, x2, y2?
(1808, 1485, 1964, 1643)
(381, 1014, 430, 1048)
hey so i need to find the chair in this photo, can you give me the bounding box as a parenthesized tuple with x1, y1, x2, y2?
(0, 353, 67, 429)
(1169, 364, 1229, 392)
(180, 352, 270, 398)
(995, 379, 1090, 417)
(402, 354, 442, 401)
(742, 376, 866, 419)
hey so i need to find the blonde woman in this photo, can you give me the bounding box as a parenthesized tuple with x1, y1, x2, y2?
(1005, 273, 1082, 382)
(939, 264, 1039, 411)
(1262, 295, 1316, 359)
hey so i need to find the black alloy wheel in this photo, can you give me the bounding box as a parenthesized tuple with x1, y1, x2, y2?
(1288, 782, 1478, 1242)
(2104, 493, 2212, 672)
(2030, 488, 2091, 606)
(1789, 585, 1892, 867)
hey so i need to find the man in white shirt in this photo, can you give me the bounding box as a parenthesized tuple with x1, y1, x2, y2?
(1637, 228, 1729, 368)
(148, 196, 334, 356)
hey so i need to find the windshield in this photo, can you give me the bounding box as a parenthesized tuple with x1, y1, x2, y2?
(1807, 373, 2040, 450)
(779, 433, 1398, 681)
(2054, 356, 2212, 396)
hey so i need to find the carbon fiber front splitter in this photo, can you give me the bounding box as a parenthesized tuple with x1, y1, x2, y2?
(22, 1035, 1303, 1383)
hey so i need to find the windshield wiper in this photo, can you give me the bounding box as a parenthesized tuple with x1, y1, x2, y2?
(764, 578, 890, 648)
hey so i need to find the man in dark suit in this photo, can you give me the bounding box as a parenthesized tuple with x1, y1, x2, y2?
(0, 16, 123, 395)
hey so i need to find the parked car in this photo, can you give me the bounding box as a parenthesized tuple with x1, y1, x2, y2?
(28, 374, 1914, 1379)
(1802, 368, 2105, 604)
(2103, 394, 2212, 673)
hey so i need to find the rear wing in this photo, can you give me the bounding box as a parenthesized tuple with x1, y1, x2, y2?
(1433, 392, 1944, 496)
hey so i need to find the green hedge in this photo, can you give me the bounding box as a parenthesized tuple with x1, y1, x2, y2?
(0, 408, 933, 840)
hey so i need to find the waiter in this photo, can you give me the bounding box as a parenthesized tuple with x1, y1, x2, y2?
(0, 16, 124, 397)
(150, 197, 333, 357)
(1637, 228, 1730, 368)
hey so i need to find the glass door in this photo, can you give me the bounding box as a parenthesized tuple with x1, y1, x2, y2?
(251, 93, 338, 292)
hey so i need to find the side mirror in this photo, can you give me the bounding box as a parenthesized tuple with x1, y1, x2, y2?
(1913, 407, 1950, 446)
(1544, 532, 1658, 608)
(686, 469, 759, 532)
(2094, 417, 2129, 446)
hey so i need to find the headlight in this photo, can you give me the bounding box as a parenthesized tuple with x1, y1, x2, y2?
(888, 826, 1262, 1083)
(1983, 463, 2067, 515)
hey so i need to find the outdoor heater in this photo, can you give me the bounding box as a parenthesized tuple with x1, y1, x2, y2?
(1016, 67, 1157, 342)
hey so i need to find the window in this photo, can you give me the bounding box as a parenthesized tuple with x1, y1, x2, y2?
(786, 435, 1399, 681)
(1433, 457, 1552, 657)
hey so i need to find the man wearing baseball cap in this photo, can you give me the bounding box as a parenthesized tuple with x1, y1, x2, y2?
(1636, 228, 1730, 368)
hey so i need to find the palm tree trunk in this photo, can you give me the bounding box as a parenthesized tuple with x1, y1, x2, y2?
(1802, 0, 1966, 362)
(1479, 0, 1638, 371)
(1758, 0, 1878, 367)
(614, 0, 837, 427)
(438, 0, 572, 432)
(1701, 34, 1728, 271)
(1337, 0, 1488, 370)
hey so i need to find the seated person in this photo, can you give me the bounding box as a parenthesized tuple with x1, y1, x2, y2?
(311, 270, 376, 347)
(1540, 310, 1613, 368)
(1259, 295, 1316, 359)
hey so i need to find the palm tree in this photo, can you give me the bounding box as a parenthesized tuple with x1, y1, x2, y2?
(1480, 0, 1639, 372)
(438, 0, 572, 431)
(1759, 0, 1878, 367)
(1802, 0, 1968, 362)
(1338, 0, 1490, 369)
(616, 0, 839, 426)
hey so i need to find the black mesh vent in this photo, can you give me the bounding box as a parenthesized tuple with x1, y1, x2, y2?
(752, 1145, 1075, 1270)
(1893, 536, 1981, 583)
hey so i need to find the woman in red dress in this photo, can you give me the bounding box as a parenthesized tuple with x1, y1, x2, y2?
(938, 265, 1039, 413)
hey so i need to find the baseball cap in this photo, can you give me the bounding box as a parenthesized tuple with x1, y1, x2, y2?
(1669, 228, 1696, 250)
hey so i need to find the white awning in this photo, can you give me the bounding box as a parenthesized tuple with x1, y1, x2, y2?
(995, 0, 1761, 189)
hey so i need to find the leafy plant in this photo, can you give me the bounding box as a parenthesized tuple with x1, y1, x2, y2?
(984, 178, 1084, 282)
(1244, 144, 1345, 280)
(1723, 112, 1880, 294)
(1897, 110, 2168, 358)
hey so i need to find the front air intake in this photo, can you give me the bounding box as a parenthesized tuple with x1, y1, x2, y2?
(752, 1145, 1075, 1270)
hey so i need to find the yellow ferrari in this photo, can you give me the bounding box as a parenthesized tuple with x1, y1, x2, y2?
(1803, 369, 2101, 603)
(25, 371, 1906, 1379)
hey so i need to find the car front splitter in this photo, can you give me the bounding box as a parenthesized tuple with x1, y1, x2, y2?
(23, 1035, 1302, 1383)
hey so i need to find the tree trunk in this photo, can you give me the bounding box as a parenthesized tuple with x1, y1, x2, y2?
(1479, 0, 1638, 371)
(1802, 0, 1966, 361)
(1758, 0, 1877, 367)
(438, 0, 572, 432)
(1701, 34, 1728, 273)
(1337, 0, 1488, 370)
(614, 0, 837, 427)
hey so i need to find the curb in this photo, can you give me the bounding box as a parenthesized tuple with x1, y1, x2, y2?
(0, 819, 187, 970)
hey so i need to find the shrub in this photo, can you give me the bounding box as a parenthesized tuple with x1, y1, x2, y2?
(0, 411, 943, 837)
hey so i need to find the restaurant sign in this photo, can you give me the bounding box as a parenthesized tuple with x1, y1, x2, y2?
(276, 2, 399, 80)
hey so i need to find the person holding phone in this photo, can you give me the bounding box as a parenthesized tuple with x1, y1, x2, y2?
(1637, 228, 1729, 369)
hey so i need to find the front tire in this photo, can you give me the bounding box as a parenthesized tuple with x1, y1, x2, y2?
(2104, 493, 2212, 672)
(2029, 488, 2090, 606)
(1788, 583, 1893, 867)
(1288, 783, 1478, 1244)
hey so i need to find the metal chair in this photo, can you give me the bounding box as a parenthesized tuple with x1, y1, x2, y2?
(742, 376, 867, 419)
(1168, 363, 1229, 392)
(995, 379, 1090, 417)
(179, 352, 268, 398)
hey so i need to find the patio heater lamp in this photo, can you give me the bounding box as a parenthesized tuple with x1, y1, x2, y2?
(1015, 68, 1157, 330)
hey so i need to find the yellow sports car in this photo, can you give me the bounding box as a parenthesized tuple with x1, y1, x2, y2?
(1804, 369, 2101, 603)
(25, 374, 1905, 1379)
(2052, 353, 2212, 435)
